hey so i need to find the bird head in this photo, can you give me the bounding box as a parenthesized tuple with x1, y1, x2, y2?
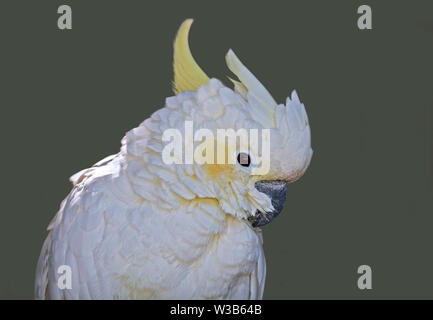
(123, 19, 312, 227)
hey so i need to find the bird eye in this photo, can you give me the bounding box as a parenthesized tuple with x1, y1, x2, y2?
(237, 152, 251, 167)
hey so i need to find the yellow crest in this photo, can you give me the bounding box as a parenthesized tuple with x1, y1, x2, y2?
(173, 19, 210, 94)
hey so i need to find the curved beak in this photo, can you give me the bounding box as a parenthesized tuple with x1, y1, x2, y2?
(248, 180, 288, 227)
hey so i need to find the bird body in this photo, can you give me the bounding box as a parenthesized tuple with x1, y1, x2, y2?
(36, 154, 265, 299)
(35, 19, 312, 300)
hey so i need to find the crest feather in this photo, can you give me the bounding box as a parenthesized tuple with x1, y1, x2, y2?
(225, 49, 277, 122)
(173, 19, 210, 94)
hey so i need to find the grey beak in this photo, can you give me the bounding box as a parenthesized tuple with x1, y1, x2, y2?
(248, 180, 288, 227)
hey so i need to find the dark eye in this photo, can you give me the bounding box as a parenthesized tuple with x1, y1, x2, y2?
(237, 152, 251, 167)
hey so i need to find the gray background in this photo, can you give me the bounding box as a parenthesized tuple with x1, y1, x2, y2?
(0, 0, 432, 299)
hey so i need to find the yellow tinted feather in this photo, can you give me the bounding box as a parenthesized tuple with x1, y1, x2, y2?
(173, 19, 210, 94)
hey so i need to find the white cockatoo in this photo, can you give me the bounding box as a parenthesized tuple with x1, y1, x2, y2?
(35, 19, 312, 299)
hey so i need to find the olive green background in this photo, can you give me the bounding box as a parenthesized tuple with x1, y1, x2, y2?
(0, 0, 432, 299)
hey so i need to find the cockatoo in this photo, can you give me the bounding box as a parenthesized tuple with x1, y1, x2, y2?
(35, 19, 312, 299)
